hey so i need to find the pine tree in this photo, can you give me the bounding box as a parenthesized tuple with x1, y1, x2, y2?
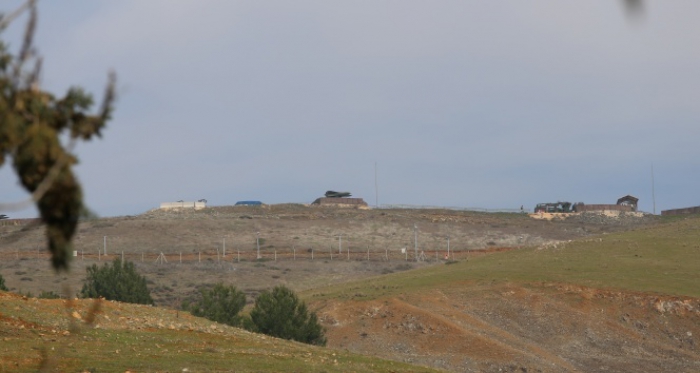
(0, 2, 115, 271)
(183, 283, 247, 327)
(250, 285, 326, 346)
(80, 258, 153, 305)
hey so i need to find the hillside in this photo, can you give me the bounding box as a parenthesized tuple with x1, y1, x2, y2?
(2, 205, 695, 372)
(309, 216, 700, 372)
(0, 291, 440, 372)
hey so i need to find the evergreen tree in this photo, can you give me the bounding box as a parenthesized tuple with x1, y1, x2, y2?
(250, 285, 326, 346)
(80, 258, 153, 305)
(183, 283, 247, 327)
(0, 273, 7, 291)
(0, 2, 115, 271)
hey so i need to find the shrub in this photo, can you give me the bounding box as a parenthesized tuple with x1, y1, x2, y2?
(80, 258, 153, 305)
(182, 283, 246, 327)
(250, 285, 326, 346)
(38, 290, 61, 299)
(0, 273, 7, 291)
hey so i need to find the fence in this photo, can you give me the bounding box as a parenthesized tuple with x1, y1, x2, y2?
(378, 204, 524, 213)
(0, 245, 491, 265)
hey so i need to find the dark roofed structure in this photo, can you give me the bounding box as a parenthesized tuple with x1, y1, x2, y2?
(616, 195, 639, 212)
(311, 197, 369, 209)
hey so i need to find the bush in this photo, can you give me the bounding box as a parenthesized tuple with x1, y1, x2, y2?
(0, 273, 7, 291)
(38, 290, 61, 299)
(182, 283, 246, 327)
(80, 258, 153, 305)
(250, 285, 326, 346)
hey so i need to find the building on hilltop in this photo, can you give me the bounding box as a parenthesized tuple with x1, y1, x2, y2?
(616, 195, 639, 212)
(661, 205, 700, 216)
(160, 200, 207, 210)
(311, 197, 369, 209)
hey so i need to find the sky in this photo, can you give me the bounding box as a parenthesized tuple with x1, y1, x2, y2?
(2, 0, 699, 218)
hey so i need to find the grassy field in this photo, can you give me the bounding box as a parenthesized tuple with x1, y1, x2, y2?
(0, 293, 443, 373)
(308, 215, 700, 300)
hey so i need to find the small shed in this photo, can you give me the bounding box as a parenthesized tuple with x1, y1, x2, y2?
(616, 195, 639, 212)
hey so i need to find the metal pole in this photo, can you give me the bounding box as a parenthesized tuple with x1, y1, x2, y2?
(293, 246, 296, 261)
(237, 249, 240, 263)
(256, 232, 261, 259)
(375, 161, 379, 208)
(447, 236, 450, 259)
(103, 236, 107, 256)
(338, 235, 342, 254)
(223, 238, 226, 257)
(414, 225, 418, 262)
(180, 252, 182, 264)
(121, 251, 124, 264)
(447, 236, 451, 259)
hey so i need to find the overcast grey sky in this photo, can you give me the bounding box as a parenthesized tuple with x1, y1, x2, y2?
(2, 1, 699, 218)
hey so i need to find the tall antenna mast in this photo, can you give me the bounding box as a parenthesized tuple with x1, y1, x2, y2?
(374, 162, 379, 208)
(651, 162, 656, 215)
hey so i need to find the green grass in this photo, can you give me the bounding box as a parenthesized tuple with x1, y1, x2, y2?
(0, 296, 442, 372)
(309, 216, 700, 300)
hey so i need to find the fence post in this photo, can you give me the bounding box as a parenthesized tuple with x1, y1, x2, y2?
(293, 246, 296, 261)
(274, 249, 277, 262)
(180, 252, 182, 264)
(330, 245, 332, 260)
(385, 248, 388, 261)
(237, 249, 240, 263)
(98, 249, 101, 261)
(311, 248, 314, 261)
(367, 246, 369, 261)
(199, 251, 201, 263)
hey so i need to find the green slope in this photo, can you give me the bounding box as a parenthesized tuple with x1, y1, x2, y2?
(310, 216, 700, 300)
(0, 293, 442, 372)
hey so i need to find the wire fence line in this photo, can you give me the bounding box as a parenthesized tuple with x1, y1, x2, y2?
(0, 246, 481, 265)
(378, 204, 526, 213)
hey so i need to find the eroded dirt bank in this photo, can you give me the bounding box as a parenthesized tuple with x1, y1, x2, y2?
(313, 282, 700, 373)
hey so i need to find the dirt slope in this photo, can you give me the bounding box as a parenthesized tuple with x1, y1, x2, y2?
(313, 282, 700, 373)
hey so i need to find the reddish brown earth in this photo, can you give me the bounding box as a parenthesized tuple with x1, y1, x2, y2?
(313, 282, 700, 373)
